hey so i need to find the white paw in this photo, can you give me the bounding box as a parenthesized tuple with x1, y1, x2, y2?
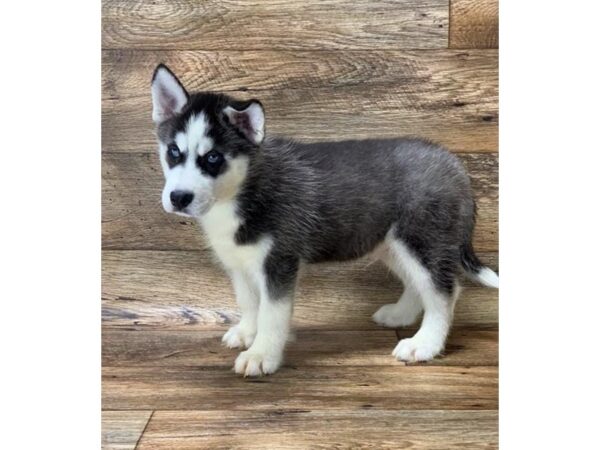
(372, 303, 420, 328)
(234, 349, 283, 377)
(392, 336, 443, 362)
(222, 325, 256, 349)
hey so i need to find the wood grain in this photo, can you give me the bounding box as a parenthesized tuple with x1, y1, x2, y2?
(102, 410, 152, 450)
(450, 0, 499, 49)
(102, 51, 497, 153)
(104, 90, 497, 154)
(102, 250, 498, 330)
(102, 152, 497, 251)
(102, 329, 498, 368)
(103, 365, 498, 411)
(102, 0, 448, 50)
(136, 409, 498, 449)
(103, 49, 497, 99)
(101, 1, 499, 447)
(105, 98, 497, 154)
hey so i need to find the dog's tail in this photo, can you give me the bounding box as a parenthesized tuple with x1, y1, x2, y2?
(460, 200, 499, 288)
(460, 241, 499, 288)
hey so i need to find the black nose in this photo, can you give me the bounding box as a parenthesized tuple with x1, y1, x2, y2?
(170, 190, 194, 210)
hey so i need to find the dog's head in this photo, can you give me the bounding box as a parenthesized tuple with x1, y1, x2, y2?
(151, 64, 265, 217)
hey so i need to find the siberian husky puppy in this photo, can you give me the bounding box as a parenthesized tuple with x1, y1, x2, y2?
(151, 64, 498, 377)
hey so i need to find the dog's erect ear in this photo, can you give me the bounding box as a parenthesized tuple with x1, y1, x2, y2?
(151, 64, 189, 123)
(223, 101, 265, 145)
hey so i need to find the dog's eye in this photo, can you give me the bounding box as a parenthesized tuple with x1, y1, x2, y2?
(166, 144, 182, 164)
(197, 150, 225, 177)
(205, 151, 223, 167)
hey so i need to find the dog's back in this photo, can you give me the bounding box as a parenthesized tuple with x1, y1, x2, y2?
(239, 137, 475, 271)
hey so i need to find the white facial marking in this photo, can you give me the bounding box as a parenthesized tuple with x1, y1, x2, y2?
(186, 113, 213, 156)
(213, 155, 248, 201)
(159, 111, 249, 217)
(174, 131, 187, 155)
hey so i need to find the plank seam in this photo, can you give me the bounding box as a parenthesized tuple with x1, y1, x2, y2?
(101, 151, 499, 157)
(101, 326, 498, 332)
(101, 48, 493, 54)
(101, 328, 499, 333)
(134, 410, 154, 450)
(101, 47, 454, 52)
(105, 406, 499, 412)
(105, 408, 498, 413)
(448, 0, 452, 48)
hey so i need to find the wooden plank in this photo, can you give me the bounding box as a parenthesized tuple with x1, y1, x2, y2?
(102, 329, 498, 368)
(103, 91, 497, 154)
(102, 152, 498, 252)
(101, 152, 204, 251)
(102, 410, 152, 450)
(102, 0, 448, 50)
(450, 0, 499, 49)
(102, 51, 497, 153)
(102, 251, 498, 330)
(136, 409, 498, 449)
(103, 49, 497, 99)
(103, 365, 498, 411)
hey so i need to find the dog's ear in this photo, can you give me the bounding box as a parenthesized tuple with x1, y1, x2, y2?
(223, 100, 265, 145)
(151, 64, 189, 123)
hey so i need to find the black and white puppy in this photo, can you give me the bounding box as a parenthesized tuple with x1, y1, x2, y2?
(150, 64, 499, 377)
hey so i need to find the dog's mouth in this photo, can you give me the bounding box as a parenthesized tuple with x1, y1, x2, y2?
(167, 202, 213, 218)
(172, 208, 193, 217)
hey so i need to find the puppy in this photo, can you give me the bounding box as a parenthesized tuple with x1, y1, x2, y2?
(150, 64, 498, 377)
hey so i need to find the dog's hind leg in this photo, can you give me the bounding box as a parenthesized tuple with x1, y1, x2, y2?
(383, 237, 457, 362)
(372, 278, 423, 328)
(372, 247, 424, 328)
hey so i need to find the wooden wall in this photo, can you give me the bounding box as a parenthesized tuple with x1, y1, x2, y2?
(102, 1, 498, 447)
(102, 0, 498, 334)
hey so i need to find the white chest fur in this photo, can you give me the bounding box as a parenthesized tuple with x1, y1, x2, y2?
(199, 201, 271, 271)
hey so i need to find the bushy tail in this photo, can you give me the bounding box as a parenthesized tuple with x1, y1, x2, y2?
(460, 242, 499, 288)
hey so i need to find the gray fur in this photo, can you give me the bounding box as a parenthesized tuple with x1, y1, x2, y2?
(152, 86, 485, 298)
(236, 137, 479, 296)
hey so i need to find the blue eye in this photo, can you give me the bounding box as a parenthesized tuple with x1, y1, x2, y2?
(167, 144, 181, 163)
(206, 151, 223, 166)
(197, 150, 225, 177)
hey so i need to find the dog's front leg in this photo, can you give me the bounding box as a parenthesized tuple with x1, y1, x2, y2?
(222, 270, 259, 349)
(234, 255, 298, 377)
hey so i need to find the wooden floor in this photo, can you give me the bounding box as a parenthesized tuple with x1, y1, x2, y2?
(102, 1, 498, 448)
